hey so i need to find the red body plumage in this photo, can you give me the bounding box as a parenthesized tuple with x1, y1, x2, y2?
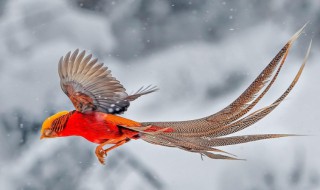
(59, 111, 141, 144)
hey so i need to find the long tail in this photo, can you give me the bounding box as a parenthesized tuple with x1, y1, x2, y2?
(124, 25, 311, 160)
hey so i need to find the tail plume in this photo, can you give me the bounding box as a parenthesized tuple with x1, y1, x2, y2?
(125, 25, 310, 160)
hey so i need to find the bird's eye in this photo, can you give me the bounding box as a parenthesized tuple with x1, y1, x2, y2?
(44, 129, 52, 136)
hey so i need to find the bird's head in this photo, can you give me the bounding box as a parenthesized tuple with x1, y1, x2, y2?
(40, 111, 69, 139)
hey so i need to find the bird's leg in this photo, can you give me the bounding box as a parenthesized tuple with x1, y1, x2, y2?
(95, 139, 117, 164)
(104, 139, 130, 154)
(95, 138, 130, 164)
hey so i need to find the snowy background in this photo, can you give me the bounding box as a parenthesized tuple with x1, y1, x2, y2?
(0, 0, 320, 189)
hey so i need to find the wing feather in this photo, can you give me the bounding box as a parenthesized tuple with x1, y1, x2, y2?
(58, 49, 157, 114)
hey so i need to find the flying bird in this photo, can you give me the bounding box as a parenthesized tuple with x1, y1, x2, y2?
(41, 25, 311, 164)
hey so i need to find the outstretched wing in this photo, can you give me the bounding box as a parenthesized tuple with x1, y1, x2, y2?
(58, 49, 158, 114)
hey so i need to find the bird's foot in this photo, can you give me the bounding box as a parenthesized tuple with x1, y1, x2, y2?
(95, 147, 108, 165)
(94, 139, 128, 164)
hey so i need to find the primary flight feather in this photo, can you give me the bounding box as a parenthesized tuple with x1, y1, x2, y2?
(41, 25, 311, 164)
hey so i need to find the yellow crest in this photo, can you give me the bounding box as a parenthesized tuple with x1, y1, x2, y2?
(41, 111, 69, 135)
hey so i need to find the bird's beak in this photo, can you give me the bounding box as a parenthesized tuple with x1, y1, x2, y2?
(40, 135, 44, 140)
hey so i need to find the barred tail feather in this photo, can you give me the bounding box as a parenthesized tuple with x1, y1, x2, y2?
(134, 25, 310, 160)
(141, 24, 306, 137)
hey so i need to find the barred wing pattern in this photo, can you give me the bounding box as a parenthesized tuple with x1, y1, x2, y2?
(58, 50, 158, 114)
(124, 25, 311, 160)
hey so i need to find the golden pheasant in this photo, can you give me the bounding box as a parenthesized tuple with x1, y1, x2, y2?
(41, 25, 311, 164)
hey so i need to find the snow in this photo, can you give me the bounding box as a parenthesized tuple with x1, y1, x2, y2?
(0, 0, 319, 190)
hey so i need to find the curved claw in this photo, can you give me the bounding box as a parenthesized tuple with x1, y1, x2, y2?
(95, 147, 107, 165)
(94, 138, 129, 165)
